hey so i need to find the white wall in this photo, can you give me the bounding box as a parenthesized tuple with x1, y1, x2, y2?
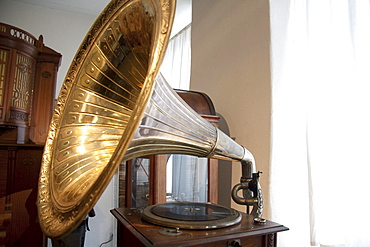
(0, 1, 116, 246)
(191, 0, 272, 218)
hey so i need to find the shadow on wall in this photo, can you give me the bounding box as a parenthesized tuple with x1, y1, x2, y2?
(216, 113, 232, 208)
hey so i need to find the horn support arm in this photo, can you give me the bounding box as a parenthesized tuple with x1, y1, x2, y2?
(210, 129, 264, 218)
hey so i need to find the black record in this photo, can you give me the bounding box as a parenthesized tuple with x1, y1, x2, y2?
(141, 202, 242, 229)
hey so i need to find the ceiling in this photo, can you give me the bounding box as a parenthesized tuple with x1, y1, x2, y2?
(11, 0, 191, 36)
(11, 0, 191, 17)
(11, 0, 109, 16)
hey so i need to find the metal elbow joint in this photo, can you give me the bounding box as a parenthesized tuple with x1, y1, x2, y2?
(231, 155, 264, 218)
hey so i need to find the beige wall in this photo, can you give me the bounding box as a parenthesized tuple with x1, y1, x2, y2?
(191, 0, 271, 218)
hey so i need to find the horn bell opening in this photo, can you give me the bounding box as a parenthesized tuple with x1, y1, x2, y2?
(37, 0, 175, 239)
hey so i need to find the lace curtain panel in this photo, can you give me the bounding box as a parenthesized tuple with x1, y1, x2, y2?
(269, 0, 370, 246)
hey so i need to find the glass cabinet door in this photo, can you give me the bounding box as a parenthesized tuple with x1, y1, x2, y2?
(130, 157, 151, 207)
(119, 157, 151, 208)
(166, 154, 208, 203)
(119, 154, 217, 208)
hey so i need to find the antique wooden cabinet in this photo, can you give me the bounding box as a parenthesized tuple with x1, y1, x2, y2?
(0, 22, 61, 145)
(0, 23, 61, 246)
(0, 144, 45, 246)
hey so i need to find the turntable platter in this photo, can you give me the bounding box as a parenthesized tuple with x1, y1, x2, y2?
(141, 202, 241, 229)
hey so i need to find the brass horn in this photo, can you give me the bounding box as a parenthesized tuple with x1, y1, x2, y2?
(37, 0, 263, 239)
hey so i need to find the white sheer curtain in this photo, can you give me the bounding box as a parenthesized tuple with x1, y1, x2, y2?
(170, 155, 208, 202)
(160, 24, 191, 90)
(270, 1, 370, 246)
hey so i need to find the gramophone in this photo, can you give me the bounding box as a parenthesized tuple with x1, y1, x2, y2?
(37, 0, 264, 239)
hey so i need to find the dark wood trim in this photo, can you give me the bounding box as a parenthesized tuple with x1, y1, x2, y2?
(208, 158, 218, 204)
(150, 155, 167, 205)
(125, 160, 133, 208)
